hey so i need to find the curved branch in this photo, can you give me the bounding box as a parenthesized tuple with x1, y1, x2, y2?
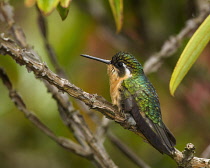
(0, 68, 90, 157)
(1, 33, 210, 168)
(1, 1, 210, 167)
(0, 36, 118, 168)
(1, 3, 119, 167)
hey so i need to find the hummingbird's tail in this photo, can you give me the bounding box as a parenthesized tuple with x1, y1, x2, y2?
(153, 123, 176, 154)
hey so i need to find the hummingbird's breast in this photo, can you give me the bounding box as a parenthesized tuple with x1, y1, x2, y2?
(107, 65, 132, 109)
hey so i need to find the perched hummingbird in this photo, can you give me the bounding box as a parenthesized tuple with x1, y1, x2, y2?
(81, 52, 176, 155)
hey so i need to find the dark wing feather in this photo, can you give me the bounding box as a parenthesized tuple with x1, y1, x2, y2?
(121, 86, 176, 155)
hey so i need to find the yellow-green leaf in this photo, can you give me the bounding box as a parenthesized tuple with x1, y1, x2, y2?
(170, 15, 210, 96)
(37, 0, 59, 15)
(109, 0, 123, 33)
(60, 0, 72, 8)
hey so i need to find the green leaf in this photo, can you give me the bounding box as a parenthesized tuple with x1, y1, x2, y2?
(170, 15, 210, 96)
(109, 0, 123, 33)
(57, 3, 70, 20)
(60, 0, 72, 8)
(37, 0, 59, 15)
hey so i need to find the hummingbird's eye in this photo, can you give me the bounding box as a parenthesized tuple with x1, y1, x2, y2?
(116, 62, 123, 68)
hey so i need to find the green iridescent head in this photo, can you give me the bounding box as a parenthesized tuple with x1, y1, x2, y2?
(111, 52, 143, 74)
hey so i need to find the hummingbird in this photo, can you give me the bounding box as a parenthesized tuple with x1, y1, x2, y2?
(81, 52, 176, 155)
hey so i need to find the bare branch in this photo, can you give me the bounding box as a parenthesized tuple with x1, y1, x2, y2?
(0, 33, 134, 130)
(0, 2, 118, 168)
(1, 30, 210, 168)
(1, 1, 210, 168)
(0, 68, 89, 157)
(35, 6, 95, 150)
(42, 83, 118, 168)
(143, 3, 210, 74)
(96, 116, 110, 142)
(35, 8, 101, 149)
(174, 144, 210, 168)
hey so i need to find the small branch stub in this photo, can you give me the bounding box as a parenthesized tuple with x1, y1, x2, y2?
(182, 143, 195, 165)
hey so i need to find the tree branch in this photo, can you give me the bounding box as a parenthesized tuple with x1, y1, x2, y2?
(1, 29, 210, 168)
(143, 3, 210, 74)
(0, 2, 118, 168)
(0, 68, 89, 157)
(174, 144, 210, 168)
(0, 34, 118, 168)
(1, 1, 210, 168)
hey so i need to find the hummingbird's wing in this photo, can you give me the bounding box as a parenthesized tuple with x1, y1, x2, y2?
(121, 80, 176, 155)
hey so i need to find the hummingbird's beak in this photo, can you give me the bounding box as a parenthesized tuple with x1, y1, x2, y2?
(80, 54, 111, 64)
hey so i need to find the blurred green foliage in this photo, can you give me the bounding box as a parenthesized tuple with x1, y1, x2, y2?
(0, 0, 210, 168)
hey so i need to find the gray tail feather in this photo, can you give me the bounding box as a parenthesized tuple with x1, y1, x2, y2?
(153, 123, 176, 154)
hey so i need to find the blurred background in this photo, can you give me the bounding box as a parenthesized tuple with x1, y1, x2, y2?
(0, 0, 210, 167)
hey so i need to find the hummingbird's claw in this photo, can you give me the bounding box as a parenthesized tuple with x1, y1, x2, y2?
(125, 113, 136, 126)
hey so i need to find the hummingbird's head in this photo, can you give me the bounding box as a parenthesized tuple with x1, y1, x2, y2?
(110, 52, 143, 77)
(81, 52, 143, 79)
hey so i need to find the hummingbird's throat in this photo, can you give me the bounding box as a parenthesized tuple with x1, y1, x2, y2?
(107, 65, 132, 107)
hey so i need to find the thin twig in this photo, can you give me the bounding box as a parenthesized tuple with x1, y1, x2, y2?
(44, 83, 89, 148)
(36, 6, 65, 76)
(108, 132, 151, 168)
(45, 83, 118, 168)
(0, 68, 89, 157)
(96, 116, 110, 142)
(143, 3, 210, 74)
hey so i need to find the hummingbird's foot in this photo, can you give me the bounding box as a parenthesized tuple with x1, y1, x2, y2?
(125, 113, 136, 127)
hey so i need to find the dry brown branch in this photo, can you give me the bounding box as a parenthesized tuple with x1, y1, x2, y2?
(35, 6, 90, 149)
(36, 7, 105, 150)
(0, 2, 118, 168)
(1, 30, 210, 168)
(1, 1, 210, 168)
(0, 68, 89, 157)
(36, 7, 108, 143)
(0, 65, 118, 168)
(174, 144, 210, 168)
(33, 81, 118, 168)
(0, 32, 127, 131)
